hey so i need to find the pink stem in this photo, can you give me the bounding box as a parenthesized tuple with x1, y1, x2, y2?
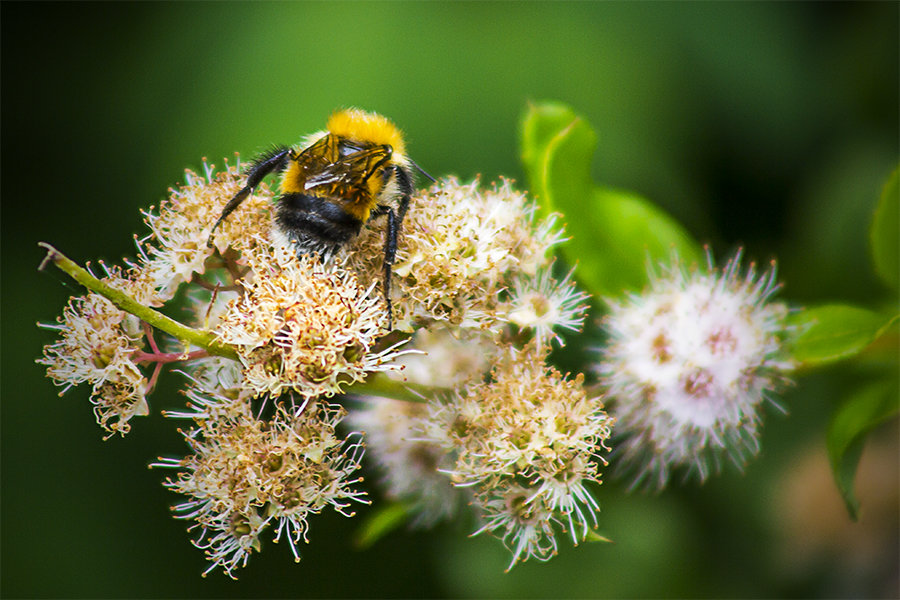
(143, 321, 161, 354)
(146, 362, 164, 393)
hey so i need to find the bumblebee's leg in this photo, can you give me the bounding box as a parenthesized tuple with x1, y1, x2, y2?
(376, 164, 414, 330)
(382, 207, 399, 330)
(393, 164, 414, 220)
(207, 146, 291, 247)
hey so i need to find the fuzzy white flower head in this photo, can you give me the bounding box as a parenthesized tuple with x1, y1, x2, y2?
(426, 344, 613, 568)
(599, 249, 793, 490)
(154, 399, 366, 578)
(37, 263, 160, 437)
(216, 240, 408, 399)
(507, 264, 590, 347)
(472, 482, 562, 571)
(346, 177, 566, 333)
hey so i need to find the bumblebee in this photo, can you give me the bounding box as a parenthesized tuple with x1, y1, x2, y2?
(208, 108, 431, 329)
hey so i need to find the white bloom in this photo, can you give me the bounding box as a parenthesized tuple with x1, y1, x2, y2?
(138, 160, 273, 300)
(507, 264, 590, 347)
(154, 399, 367, 578)
(471, 483, 561, 571)
(426, 344, 613, 568)
(37, 264, 158, 437)
(345, 177, 566, 333)
(599, 250, 792, 489)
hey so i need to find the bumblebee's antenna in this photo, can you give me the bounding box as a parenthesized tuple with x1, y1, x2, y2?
(409, 158, 436, 183)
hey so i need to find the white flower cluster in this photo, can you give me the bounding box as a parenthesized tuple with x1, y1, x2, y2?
(347, 177, 584, 338)
(216, 242, 408, 399)
(138, 159, 272, 299)
(38, 161, 605, 575)
(438, 345, 613, 569)
(37, 263, 160, 437)
(154, 392, 366, 578)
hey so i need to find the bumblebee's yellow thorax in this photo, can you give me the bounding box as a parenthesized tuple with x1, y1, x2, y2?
(327, 108, 407, 158)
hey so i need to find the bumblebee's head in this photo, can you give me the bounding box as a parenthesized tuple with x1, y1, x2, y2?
(327, 108, 407, 162)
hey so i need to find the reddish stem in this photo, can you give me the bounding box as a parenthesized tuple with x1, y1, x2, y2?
(146, 362, 164, 394)
(143, 321, 161, 354)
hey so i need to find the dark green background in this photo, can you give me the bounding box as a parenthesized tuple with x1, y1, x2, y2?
(3, 2, 897, 597)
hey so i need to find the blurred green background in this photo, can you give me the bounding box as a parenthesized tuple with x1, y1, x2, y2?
(2, 2, 897, 597)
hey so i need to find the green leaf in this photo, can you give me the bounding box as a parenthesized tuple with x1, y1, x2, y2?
(521, 102, 595, 223)
(520, 101, 583, 195)
(870, 165, 899, 291)
(585, 186, 703, 296)
(786, 304, 899, 368)
(827, 380, 899, 520)
(584, 529, 614, 544)
(519, 101, 701, 299)
(353, 502, 409, 549)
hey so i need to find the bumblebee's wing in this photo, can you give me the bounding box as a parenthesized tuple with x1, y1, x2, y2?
(294, 134, 336, 172)
(304, 169, 343, 190)
(304, 145, 392, 191)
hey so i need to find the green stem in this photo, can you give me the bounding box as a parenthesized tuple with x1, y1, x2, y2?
(38, 242, 240, 361)
(350, 373, 440, 403)
(38, 243, 453, 402)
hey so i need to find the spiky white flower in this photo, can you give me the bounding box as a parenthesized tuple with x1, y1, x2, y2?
(37, 263, 159, 437)
(471, 482, 562, 571)
(346, 177, 566, 333)
(507, 264, 590, 347)
(599, 250, 793, 489)
(138, 159, 274, 300)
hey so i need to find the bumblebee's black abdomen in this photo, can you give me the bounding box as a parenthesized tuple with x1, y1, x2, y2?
(275, 192, 362, 252)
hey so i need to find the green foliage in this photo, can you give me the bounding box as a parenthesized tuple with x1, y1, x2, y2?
(782, 166, 900, 520)
(786, 304, 898, 368)
(870, 165, 899, 291)
(827, 380, 899, 520)
(520, 102, 702, 299)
